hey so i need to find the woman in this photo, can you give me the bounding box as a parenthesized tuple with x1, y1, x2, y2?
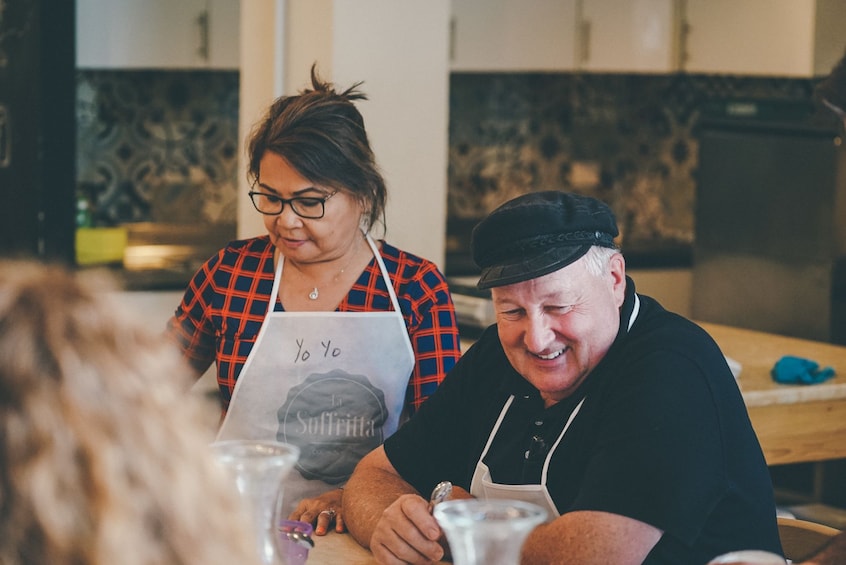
(167, 66, 461, 534)
(0, 261, 260, 565)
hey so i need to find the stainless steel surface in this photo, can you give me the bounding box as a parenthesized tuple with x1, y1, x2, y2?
(452, 293, 496, 329)
(693, 111, 846, 343)
(447, 276, 495, 330)
(120, 222, 235, 289)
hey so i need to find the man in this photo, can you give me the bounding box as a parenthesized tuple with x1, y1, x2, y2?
(344, 190, 782, 564)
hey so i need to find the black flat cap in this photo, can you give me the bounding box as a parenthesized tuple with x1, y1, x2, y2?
(471, 191, 618, 290)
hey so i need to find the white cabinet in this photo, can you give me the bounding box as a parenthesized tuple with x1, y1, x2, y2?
(76, 0, 239, 69)
(450, 0, 846, 77)
(578, 0, 677, 73)
(449, 0, 676, 73)
(681, 0, 846, 77)
(206, 0, 240, 69)
(450, 0, 578, 72)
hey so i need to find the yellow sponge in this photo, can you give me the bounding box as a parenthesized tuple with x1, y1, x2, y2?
(75, 227, 128, 266)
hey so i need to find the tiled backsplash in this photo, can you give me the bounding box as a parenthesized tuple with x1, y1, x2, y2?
(447, 72, 818, 273)
(76, 70, 819, 275)
(76, 70, 239, 229)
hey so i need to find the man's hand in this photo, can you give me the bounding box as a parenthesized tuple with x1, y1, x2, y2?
(368, 493, 446, 565)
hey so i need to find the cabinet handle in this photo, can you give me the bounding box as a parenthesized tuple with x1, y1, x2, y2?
(196, 9, 209, 62)
(0, 105, 10, 169)
(678, 19, 690, 70)
(449, 16, 456, 62)
(580, 20, 591, 65)
(675, 0, 689, 71)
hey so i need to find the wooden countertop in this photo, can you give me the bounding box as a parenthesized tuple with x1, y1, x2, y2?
(699, 322, 846, 466)
(699, 322, 846, 407)
(307, 531, 377, 564)
(308, 531, 448, 565)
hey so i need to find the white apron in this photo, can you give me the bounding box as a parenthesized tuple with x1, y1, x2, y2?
(469, 294, 641, 520)
(469, 396, 585, 520)
(217, 234, 415, 512)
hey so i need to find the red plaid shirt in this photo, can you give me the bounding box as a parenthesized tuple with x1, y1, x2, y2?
(167, 236, 461, 414)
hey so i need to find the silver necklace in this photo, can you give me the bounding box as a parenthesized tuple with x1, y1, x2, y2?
(308, 265, 351, 300)
(306, 243, 363, 300)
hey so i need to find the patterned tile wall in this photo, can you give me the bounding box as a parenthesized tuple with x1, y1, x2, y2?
(447, 72, 818, 272)
(76, 70, 820, 274)
(76, 70, 239, 230)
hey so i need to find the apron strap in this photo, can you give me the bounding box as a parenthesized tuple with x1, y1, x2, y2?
(478, 395, 516, 461)
(628, 293, 641, 332)
(269, 254, 284, 316)
(540, 397, 585, 484)
(364, 232, 404, 314)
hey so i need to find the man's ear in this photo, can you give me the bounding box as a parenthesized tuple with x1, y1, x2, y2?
(609, 252, 627, 307)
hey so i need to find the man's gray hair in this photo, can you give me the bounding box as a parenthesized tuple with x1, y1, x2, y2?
(581, 245, 620, 277)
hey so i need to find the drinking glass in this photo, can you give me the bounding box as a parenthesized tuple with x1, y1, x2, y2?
(433, 499, 547, 565)
(707, 550, 787, 564)
(278, 520, 314, 565)
(211, 440, 300, 565)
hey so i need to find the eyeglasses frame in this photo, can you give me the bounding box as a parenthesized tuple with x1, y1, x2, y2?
(248, 188, 338, 219)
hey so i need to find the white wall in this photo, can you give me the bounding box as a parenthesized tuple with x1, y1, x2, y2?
(628, 268, 693, 319)
(236, 0, 283, 240)
(238, 0, 451, 269)
(118, 290, 218, 395)
(119, 290, 184, 330)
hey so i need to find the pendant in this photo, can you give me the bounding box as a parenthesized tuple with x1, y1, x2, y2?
(308, 287, 319, 300)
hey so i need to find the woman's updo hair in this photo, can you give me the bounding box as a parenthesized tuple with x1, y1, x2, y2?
(247, 64, 387, 231)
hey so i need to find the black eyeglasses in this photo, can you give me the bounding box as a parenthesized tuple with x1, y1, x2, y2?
(248, 189, 338, 219)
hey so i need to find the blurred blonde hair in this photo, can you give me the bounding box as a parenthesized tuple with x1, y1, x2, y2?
(0, 261, 258, 565)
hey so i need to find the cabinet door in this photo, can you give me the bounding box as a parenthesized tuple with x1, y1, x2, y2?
(76, 0, 238, 69)
(207, 0, 240, 69)
(579, 0, 677, 73)
(683, 0, 817, 76)
(450, 0, 578, 72)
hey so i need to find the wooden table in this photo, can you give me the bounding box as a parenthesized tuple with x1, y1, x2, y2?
(307, 531, 448, 564)
(700, 322, 846, 466)
(307, 531, 377, 564)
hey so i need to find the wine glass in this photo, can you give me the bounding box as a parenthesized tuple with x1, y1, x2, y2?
(433, 499, 546, 565)
(211, 440, 300, 565)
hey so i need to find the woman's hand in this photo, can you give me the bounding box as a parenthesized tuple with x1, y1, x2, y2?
(289, 488, 345, 535)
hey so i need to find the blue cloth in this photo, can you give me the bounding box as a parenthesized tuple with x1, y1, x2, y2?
(771, 355, 836, 384)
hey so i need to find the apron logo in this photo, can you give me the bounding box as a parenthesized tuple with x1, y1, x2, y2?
(277, 370, 388, 484)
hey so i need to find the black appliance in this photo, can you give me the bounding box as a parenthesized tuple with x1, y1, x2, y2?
(0, 0, 76, 262)
(692, 98, 846, 344)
